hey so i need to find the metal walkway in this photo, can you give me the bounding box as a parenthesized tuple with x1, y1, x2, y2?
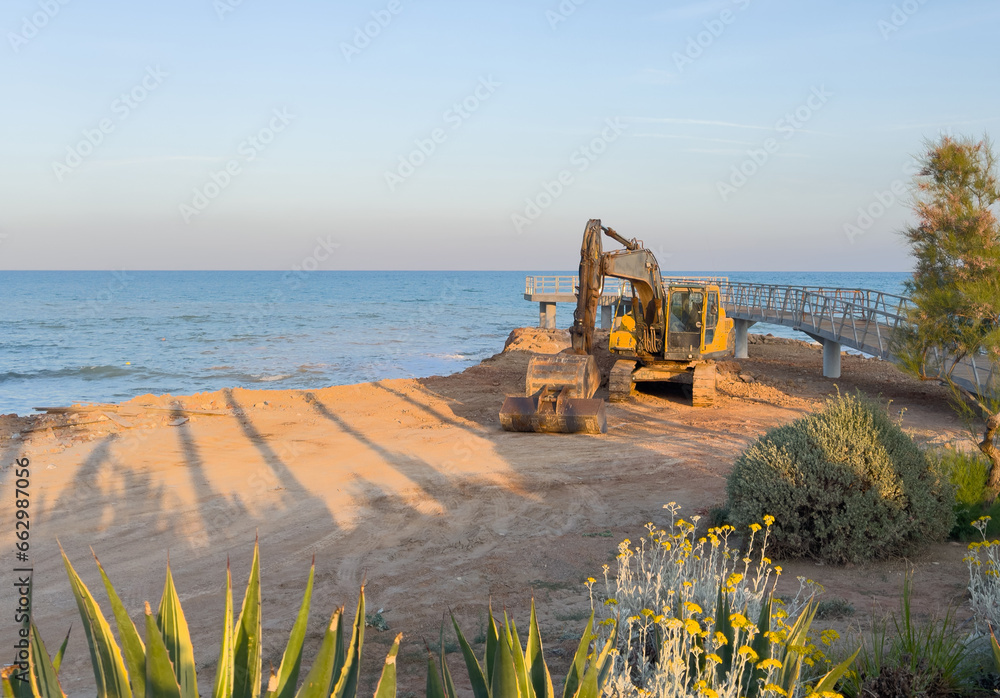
(523, 276, 996, 397)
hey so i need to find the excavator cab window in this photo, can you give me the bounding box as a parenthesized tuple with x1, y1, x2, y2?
(704, 291, 719, 345)
(667, 289, 703, 351)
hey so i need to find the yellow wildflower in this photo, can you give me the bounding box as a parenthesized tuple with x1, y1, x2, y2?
(729, 612, 750, 629)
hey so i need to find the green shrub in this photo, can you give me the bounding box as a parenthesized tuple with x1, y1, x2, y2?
(726, 392, 954, 564)
(936, 446, 1000, 540)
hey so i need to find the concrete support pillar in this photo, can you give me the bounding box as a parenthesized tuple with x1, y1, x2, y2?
(539, 302, 556, 329)
(823, 339, 842, 378)
(600, 305, 612, 330)
(734, 319, 751, 359)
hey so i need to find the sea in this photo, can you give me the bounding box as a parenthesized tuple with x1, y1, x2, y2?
(0, 271, 910, 416)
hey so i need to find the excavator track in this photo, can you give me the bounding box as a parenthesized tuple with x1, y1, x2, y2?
(691, 363, 717, 407)
(609, 360, 636, 402)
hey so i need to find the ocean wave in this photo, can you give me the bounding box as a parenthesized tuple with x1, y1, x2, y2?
(428, 352, 475, 361)
(0, 365, 139, 382)
(252, 373, 294, 382)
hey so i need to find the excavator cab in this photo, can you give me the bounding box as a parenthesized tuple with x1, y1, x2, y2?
(666, 288, 704, 353)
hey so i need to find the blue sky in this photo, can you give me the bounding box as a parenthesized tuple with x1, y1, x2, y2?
(1, 0, 998, 271)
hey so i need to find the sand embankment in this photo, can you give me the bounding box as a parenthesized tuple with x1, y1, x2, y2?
(0, 331, 969, 695)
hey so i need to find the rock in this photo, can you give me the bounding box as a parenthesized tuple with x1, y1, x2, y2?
(739, 373, 755, 383)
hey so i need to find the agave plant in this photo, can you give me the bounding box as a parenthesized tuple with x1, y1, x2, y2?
(425, 600, 616, 698)
(1, 541, 399, 698)
(2, 544, 614, 698)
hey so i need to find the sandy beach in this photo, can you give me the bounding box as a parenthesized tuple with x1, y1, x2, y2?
(0, 330, 973, 695)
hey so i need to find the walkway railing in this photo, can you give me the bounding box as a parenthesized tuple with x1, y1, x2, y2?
(525, 275, 629, 297)
(719, 282, 913, 360)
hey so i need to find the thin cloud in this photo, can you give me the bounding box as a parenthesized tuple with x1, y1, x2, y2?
(682, 148, 809, 158)
(631, 68, 680, 86)
(652, 0, 732, 22)
(882, 116, 1000, 132)
(627, 117, 775, 132)
(93, 155, 222, 168)
(626, 117, 836, 137)
(632, 133, 755, 146)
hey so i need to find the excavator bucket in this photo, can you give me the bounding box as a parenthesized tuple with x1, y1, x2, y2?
(499, 353, 607, 434)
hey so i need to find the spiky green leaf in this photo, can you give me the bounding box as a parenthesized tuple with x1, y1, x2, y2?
(266, 562, 314, 698)
(451, 614, 489, 698)
(293, 609, 342, 698)
(746, 593, 773, 698)
(60, 546, 132, 698)
(812, 647, 860, 694)
(777, 598, 818, 692)
(485, 606, 499, 688)
(490, 620, 519, 698)
(714, 582, 734, 681)
(213, 561, 235, 698)
(2, 665, 31, 698)
(94, 553, 146, 698)
(156, 561, 198, 698)
(51, 628, 71, 676)
(232, 542, 262, 698)
(330, 587, 365, 698)
(29, 621, 66, 698)
(525, 601, 553, 698)
(372, 634, 402, 698)
(991, 625, 1000, 673)
(596, 620, 616, 688)
(425, 650, 445, 698)
(561, 614, 593, 698)
(508, 618, 532, 698)
(439, 620, 457, 698)
(143, 604, 181, 698)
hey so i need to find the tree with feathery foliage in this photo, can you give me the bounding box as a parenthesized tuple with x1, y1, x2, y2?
(896, 135, 1000, 500)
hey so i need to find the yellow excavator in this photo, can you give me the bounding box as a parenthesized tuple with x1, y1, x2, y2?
(499, 219, 735, 434)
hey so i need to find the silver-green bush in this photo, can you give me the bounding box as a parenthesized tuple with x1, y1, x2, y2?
(726, 392, 954, 564)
